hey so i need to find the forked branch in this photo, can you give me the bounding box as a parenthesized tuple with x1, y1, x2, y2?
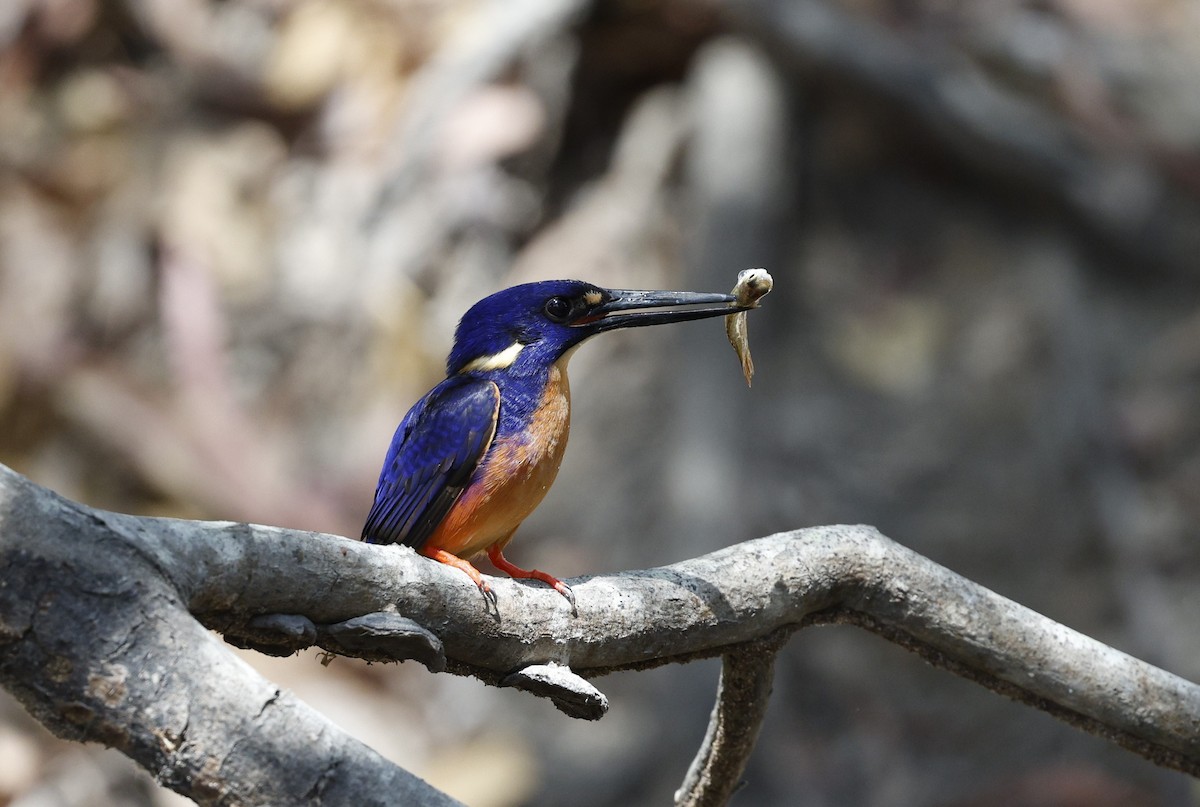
(1, 464, 1197, 806)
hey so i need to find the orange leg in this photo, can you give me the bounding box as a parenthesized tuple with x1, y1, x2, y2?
(421, 546, 496, 606)
(486, 544, 575, 609)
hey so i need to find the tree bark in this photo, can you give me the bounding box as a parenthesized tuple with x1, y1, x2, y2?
(1, 462, 1198, 805)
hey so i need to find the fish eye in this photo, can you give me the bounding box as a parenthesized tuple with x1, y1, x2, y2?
(543, 296, 571, 323)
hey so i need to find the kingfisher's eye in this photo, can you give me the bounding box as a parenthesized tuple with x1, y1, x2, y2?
(543, 296, 571, 322)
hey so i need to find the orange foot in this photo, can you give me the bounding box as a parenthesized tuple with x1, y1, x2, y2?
(487, 545, 576, 610)
(421, 547, 496, 607)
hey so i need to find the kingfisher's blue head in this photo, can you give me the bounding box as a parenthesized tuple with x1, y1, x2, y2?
(446, 279, 744, 377)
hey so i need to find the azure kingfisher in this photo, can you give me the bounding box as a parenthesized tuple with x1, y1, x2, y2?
(361, 279, 753, 608)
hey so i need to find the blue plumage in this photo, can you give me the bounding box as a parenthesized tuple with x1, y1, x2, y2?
(362, 279, 750, 606)
(362, 376, 498, 548)
(445, 280, 603, 376)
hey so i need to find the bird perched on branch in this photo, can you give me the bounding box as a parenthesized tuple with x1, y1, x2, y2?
(362, 279, 753, 608)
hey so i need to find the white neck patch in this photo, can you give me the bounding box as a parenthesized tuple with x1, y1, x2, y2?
(459, 342, 524, 373)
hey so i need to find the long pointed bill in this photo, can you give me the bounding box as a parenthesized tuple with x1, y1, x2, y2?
(582, 288, 748, 333)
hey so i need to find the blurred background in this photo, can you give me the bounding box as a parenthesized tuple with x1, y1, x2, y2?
(2, 0, 1200, 805)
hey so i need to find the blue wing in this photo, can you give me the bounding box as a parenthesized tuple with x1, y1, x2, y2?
(361, 376, 500, 550)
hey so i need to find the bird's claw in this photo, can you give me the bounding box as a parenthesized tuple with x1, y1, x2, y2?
(554, 581, 577, 614)
(478, 581, 498, 608)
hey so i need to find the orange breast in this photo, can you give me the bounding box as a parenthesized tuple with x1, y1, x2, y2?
(425, 361, 571, 559)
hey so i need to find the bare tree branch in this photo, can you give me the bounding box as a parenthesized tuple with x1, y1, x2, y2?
(0, 465, 462, 807)
(675, 638, 784, 807)
(2, 461, 1199, 806)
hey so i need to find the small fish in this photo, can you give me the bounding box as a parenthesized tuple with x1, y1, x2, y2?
(726, 268, 773, 386)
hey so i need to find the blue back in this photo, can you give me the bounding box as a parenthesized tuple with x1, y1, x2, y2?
(363, 280, 599, 548)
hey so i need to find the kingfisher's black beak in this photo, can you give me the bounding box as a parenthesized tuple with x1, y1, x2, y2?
(579, 288, 748, 333)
